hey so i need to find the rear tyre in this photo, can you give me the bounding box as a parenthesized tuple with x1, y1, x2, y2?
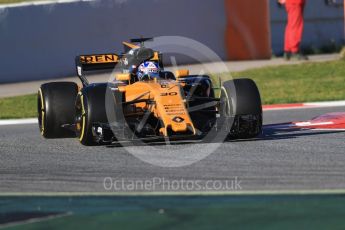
(219, 78, 262, 139)
(38, 82, 78, 138)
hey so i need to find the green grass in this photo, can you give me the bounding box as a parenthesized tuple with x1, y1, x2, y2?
(0, 94, 37, 119)
(0, 60, 344, 119)
(213, 60, 345, 104)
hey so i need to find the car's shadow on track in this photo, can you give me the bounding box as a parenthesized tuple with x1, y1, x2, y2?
(104, 127, 344, 147)
(105, 140, 201, 148)
(227, 127, 345, 143)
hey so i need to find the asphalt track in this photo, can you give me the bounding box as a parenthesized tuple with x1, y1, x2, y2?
(0, 106, 345, 193)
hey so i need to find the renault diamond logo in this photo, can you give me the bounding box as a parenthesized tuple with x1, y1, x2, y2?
(172, 116, 184, 123)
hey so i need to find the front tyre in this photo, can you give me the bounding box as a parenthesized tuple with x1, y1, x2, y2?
(219, 78, 262, 139)
(75, 84, 110, 146)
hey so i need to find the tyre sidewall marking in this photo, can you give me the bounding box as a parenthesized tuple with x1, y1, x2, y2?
(220, 86, 232, 116)
(79, 93, 86, 142)
(38, 88, 45, 136)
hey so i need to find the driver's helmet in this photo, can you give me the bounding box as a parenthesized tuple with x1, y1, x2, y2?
(137, 61, 161, 80)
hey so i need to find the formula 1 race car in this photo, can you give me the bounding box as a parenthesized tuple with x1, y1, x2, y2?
(38, 38, 262, 145)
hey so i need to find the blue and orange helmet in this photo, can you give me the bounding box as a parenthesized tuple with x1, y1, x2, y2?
(137, 61, 160, 80)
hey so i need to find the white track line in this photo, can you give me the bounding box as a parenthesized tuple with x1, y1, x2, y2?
(0, 118, 37, 126)
(1, 189, 345, 196)
(0, 0, 93, 9)
(305, 100, 345, 107)
(263, 100, 345, 111)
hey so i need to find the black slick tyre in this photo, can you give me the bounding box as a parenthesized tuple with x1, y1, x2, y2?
(38, 82, 78, 138)
(219, 78, 262, 139)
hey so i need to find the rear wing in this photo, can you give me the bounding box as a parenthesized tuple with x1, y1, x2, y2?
(75, 54, 119, 86)
(75, 46, 162, 87)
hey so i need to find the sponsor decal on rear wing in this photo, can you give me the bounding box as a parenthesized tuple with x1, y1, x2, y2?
(75, 54, 119, 86)
(79, 54, 119, 64)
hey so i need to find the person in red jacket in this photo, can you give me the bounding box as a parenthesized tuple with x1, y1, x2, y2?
(279, 0, 308, 60)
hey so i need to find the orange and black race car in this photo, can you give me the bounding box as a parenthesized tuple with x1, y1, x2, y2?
(38, 38, 262, 146)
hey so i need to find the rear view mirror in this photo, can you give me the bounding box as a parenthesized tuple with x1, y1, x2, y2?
(175, 69, 190, 78)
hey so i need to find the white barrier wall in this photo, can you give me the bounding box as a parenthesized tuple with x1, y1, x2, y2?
(270, 0, 344, 55)
(0, 0, 226, 83)
(1, 0, 344, 83)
